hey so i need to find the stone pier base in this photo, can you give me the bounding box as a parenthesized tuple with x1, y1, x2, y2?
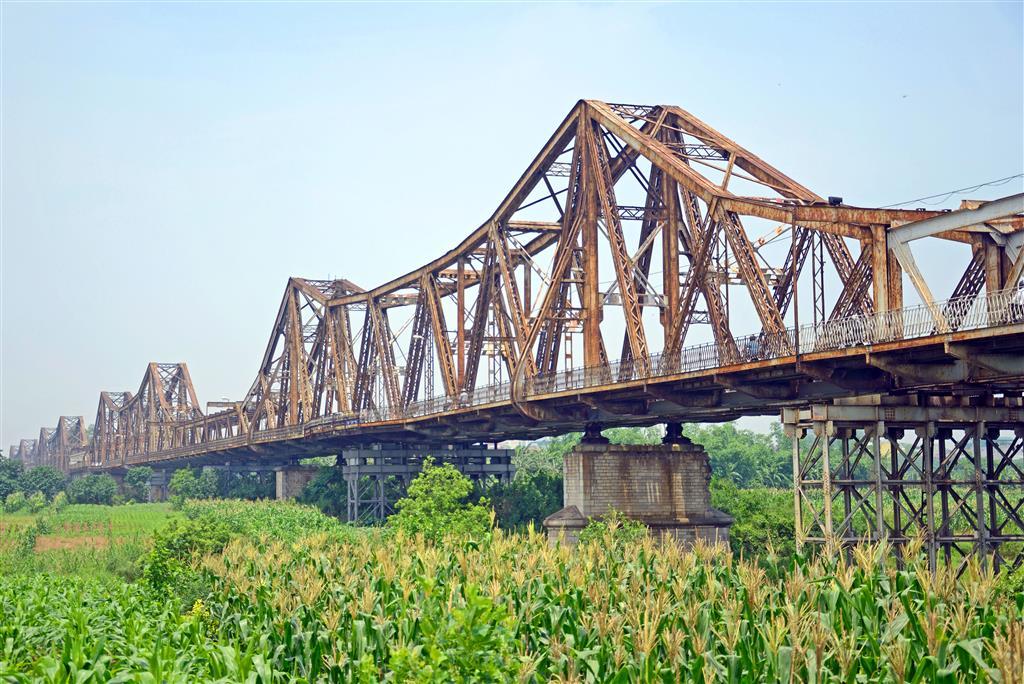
(543, 438, 732, 546)
(149, 470, 169, 502)
(275, 466, 319, 500)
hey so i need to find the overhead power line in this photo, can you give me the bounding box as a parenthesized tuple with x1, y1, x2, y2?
(881, 173, 1024, 209)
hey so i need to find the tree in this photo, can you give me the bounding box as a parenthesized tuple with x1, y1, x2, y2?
(196, 470, 219, 499)
(299, 466, 346, 517)
(124, 467, 154, 502)
(67, 474, 118, 505)
(685, 423, 792, 488)
(710, 478, 795, 561)
(514, 433, 580, 476)
(169, 468, 200, 501)
(169, 468, 219, 504)
(21, 466, 66, 501)
(0, 457, 24, 502)
(389, 458, 492, 542)
(219, 471, 274, 500)
(485, 470, 562, 531)
(605, 426, 663, 445)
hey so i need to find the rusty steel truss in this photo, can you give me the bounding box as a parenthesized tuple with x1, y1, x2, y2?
(9, 100, 1024, 479)
(786, 398, 1024, 572)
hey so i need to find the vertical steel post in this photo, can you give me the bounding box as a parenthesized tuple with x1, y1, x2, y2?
(791, 420, 804, 553)
(820, 420, 833, 543)
(873, 420, 886, 543)
(973, 421, 988, 569)
(920, 422, 937, 571)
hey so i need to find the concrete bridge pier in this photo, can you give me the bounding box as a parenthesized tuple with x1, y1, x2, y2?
(274, 465, 319, 500)
(149, 469, 170, 502)
(544, 423, 733, 546)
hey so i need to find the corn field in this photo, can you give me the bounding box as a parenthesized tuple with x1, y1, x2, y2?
(2, 526, 1022, 683)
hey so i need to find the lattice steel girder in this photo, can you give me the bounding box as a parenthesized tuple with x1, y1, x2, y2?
(785, 398, 1024, 572)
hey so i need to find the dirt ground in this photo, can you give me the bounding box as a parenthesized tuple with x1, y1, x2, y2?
(34, 535, 110, 552)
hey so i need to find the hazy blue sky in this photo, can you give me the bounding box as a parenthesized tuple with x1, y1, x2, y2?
(2, 2, 1022, 448)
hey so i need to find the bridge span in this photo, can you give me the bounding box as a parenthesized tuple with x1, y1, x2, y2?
(10, 100, 1024, 567)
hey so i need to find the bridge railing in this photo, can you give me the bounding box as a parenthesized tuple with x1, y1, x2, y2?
(74, 287, 1021, 468)
(399, 287, 1023, 420)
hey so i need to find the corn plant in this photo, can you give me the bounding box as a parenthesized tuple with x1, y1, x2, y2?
(2, 509, 1021, 682)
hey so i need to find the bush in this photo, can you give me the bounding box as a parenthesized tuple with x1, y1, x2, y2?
(0, 456, 24, 501)
(298, 466, 346, 517)
(26, 491, 46, 513)
(124, 467, 153, 503)
(4, 491, 26, 512)
(710, 478, 795, 562)
(181, 499, 353, 543)
(50, 491, 68, 512)
(577, 509, 647, 546)
(67, 474, 118, 505)
(219, 471, 274, 500)
(486, 470, 563, 531)
(144, 516, 231, 601)
(388, 458, 492, 542)
(168, 468, 219, 508)
(20, 466, 66, 501)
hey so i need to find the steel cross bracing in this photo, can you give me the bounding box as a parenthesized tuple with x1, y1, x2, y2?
(10, 100, 1024, 473)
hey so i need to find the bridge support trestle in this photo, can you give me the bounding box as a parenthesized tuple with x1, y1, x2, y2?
(785, 395, 1024, 572)
(341, 445, 515, 525)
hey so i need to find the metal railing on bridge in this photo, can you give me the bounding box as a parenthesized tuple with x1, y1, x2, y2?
(69, 287, 1023, 466)
(364, 287, 1023, 422)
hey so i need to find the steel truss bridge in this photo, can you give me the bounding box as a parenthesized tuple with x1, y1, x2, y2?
(10, 100, 1024, 566)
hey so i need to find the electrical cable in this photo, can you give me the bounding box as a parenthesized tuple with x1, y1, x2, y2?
(880, 174, 1023, 208)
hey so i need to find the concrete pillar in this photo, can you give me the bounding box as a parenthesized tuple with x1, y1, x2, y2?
(149, 470, 169, 502)
(544, 437, 732, 546)
(274, 466, 318, 500)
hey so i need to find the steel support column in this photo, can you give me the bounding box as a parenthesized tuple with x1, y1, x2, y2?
(786, 396, 1024, 572)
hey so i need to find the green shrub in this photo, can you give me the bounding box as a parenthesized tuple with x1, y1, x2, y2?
(4, 491, 26, 512)
(143, 516, 231, 601)
(298, 466, 347, 517)
(485, 470, 562, 531)
(0, 456, 24, 501)
(710, 478, 795, 562)
(219, 470, 275, 500)
(388, 458, 493, 542)
(168, 468, 219, 509)
(124, 466, 153, 503)
(50, 491, 68, 512)
(26, 491, 46, 513)
(181, 498, 354, 543)
(20, 466, 66, 501)
(67, 474, 118, 505)
(577, 509, 648, 546)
